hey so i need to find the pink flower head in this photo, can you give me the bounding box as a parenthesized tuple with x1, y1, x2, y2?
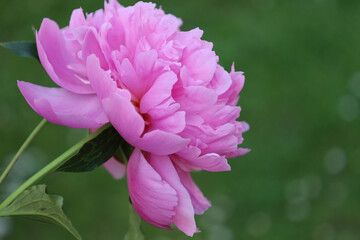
(18, 0, 249, 236)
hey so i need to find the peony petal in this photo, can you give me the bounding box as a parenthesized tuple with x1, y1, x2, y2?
(225, 148, 251, 158)
(150, 111, 186, 134)
(102, 93, 144, 145)
(69, 8, 87, 28)
(149, 154, 197, 236)
(118, 58, 142, 100)
(103, 16, 125, 51)
(100, 78, 188, 155)
(134, 49, 158, 80)
(86, 54, 131, 100)
(209, 65, 232, 95)
(82, 28, 109, 70)
(175, 166, 211, 215)
(220, 68, 245, 106)
(104, 0, 123, 12)
(103, 157, 126, 179)
(175, 86, 218, 113)
(147, 100, 180, 120)
(200, 105, 240, 127)
(204, 135, 238, 155)
(183, 49, 217, 85)
(140, 71, 178, 113)
(127, 149, 178, 229)
(176, 146, 231, 172)
(136, 130, 189, 155)
(18, 81, 108, 128)
(36, 18, 93, 93)
(194, 153, 231, 172)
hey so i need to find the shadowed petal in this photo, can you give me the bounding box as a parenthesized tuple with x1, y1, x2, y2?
(103, 157, 126, 179)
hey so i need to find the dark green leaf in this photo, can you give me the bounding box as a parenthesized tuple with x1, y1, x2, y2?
(57, 126, 124, 172)
(0, 41, 39, 60)
(125, 203, 144, 240)
(0, 185, 81, 240)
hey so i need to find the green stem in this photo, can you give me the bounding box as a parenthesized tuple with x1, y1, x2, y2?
(125, 203, 144, 240)
(0, 119, 47, 185)
(0, 123, 111, 209)
(118, 147, 128, 164)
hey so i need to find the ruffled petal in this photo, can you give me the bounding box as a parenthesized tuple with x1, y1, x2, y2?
(149, 154, 197, 236)
(18, 81, 108, 128)
(127, 149, 178, 229)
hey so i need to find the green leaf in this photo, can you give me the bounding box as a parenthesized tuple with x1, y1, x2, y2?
(0, 41, 39, 60)
(57, 126, 124, 172)
(125, 203, 144, 240)
(0, 185, 81, 240)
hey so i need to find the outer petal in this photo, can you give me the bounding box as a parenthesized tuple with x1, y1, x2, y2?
(149, 154, 197, 236)
(103, 157, 126, 179)
(36, 18, 93, 93)
(175, 166, 211, 215)
(18, 81, 108, 128)
(127, 149, 178, 229)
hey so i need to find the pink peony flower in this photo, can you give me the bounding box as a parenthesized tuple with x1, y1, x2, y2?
(18, 0, 249, 236)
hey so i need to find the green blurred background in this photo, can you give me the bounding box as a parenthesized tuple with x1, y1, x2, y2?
(1, 0, 360, 239)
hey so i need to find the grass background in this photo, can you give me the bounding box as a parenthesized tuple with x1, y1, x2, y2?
(1, 0, 360, 239)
